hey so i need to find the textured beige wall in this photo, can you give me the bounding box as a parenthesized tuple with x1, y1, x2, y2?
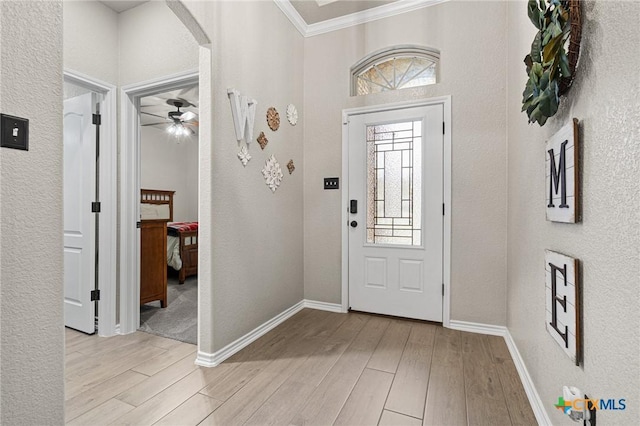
(118, 0, 198, 86)
(141, 127, 199, 222)
(63, 0, 119, 85)
(204, 0, 305, 350)
(303, 1, 509, 325)
(0, 1, 65, 423)
(506, 1, 640, 424)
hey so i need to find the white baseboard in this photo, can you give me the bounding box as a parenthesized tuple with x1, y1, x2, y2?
(448, 319, 507, 336)
(303, 299, 344, 313)
(195, 300, 305, 367)
(504, 330, 552, 426)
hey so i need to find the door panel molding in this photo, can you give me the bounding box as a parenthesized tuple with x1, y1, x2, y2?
(341, 96, 451, 326)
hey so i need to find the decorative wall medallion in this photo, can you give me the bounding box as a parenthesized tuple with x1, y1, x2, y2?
(262, 154, 283, 193)
(287, 160, 295, 174)
(257, 132, 269, 150)
(546, 118, 580, 223)
(545, 250, 581, 365)
(286, 104, 298, 126)
(266, 107, 280, 131)
(237, 145, 251, 167)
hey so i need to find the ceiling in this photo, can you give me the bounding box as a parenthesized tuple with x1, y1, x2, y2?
(99, 0, 149, 14)
(140, 85, 199, 135)
(290, 0, 398, 25)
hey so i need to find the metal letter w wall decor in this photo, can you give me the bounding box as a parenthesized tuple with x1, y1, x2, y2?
(227, 88, 257, 144)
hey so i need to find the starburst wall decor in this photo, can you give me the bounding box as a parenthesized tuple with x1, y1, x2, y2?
(262, 154, 283, 193)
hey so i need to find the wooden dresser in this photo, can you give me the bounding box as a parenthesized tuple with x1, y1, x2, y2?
(140, 220, 168, 307)
(140, 189, 175, 308)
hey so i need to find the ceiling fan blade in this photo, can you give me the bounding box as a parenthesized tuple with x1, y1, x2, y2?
(183, 121, 199, 127)
(141, 122, 169, 127)
(141, 111, 167, 120)
(180, 111, 198, 122)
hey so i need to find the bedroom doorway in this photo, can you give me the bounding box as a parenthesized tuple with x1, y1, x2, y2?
(119, 72, 201, 343)
(137, 83, 200, 344)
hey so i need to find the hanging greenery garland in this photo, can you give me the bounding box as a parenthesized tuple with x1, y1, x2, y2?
(522, 0, 582, 126)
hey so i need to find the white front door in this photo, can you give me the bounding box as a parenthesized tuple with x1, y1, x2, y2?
(348, 104, 444, 322)
(64, 92, 97, 334)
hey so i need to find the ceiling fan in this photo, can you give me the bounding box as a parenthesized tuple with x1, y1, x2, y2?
(141, 98, 198, 136)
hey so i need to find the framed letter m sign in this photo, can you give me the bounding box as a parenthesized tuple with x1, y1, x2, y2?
(545, 250, 581, 365)
(546, 118, 580, 223)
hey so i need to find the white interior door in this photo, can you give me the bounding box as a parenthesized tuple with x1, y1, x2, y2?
(348, 105, 444, 321)
(64, 92, 97, 334)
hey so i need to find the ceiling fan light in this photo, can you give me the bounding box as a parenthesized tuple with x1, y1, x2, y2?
(167, 124, 177, 135)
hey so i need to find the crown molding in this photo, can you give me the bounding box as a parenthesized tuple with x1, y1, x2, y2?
(274, 0, 308, 36)
(274, 0, 449, 38)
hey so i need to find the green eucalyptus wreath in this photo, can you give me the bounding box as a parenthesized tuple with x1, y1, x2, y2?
(522, 0, 575, 126)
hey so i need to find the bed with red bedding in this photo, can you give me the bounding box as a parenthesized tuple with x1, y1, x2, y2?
(167, 221, 198, 284)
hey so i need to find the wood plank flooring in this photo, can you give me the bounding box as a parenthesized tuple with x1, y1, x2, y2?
(64, 309, 536, 425)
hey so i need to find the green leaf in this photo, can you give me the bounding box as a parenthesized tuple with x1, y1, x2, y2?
(559, 53, 571, 77)
(542, 28, 553, 45)
(527, 0, 543, 29)
(542, 33, 562, 62)
(530, 32, 542, 63)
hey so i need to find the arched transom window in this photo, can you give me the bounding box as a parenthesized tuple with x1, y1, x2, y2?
(351, 45, 440, 96)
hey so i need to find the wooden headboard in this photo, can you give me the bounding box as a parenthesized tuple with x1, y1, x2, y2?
(141, 189, 175, 222)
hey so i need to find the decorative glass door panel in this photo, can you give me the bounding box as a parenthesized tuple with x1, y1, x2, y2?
(366, 120, 422, 246)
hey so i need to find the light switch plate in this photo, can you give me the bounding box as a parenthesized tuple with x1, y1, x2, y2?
(1, 114, 29, 151)
(324, 177, 339, 189)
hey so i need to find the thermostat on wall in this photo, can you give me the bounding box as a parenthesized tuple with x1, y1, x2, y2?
(1, 114, 29, 151)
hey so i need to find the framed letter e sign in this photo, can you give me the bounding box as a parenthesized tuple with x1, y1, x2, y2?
(545, 250, 581, 365)
(546, 118, 580, 223)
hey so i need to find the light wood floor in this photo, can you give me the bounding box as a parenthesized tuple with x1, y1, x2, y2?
(65, 309, 536, 425)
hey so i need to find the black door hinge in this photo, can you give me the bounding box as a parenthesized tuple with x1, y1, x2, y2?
(442, 203, 445, 216)
(91, 202, 101, 213)
(90, 290, 100, 301)
(92, 114, 101, 125)
(442, 283, 445, 296)
(442, 122, 445, 134)
(136, 221, 142, 229)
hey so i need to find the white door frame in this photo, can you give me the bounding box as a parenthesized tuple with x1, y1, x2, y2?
(63, 69, 118, 337)
(119, 69, 199, 334)
(341, 96, 452, 327)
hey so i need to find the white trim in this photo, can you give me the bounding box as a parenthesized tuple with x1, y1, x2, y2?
(341, 112, 350, 314)
(195, 301, 306, 367)
(447, 320, 507, 337)
(442, 98, 452, 328)
(274, 0, 448, 37)
(504, 331, 553, 425)
(63, 70, 117, 337)
(119, 69, 199, 335)
(341, 96, 452, 325)
(303, 299, 345, 313)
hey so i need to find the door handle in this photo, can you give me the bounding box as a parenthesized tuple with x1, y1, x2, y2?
(350, 221, 358, 228)
(350, 200, 357, 214)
